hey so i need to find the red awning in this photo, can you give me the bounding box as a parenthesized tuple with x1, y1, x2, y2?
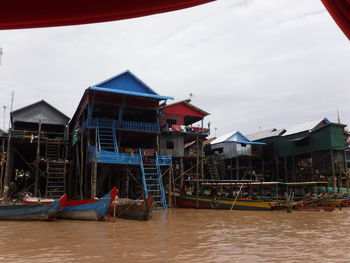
(322, 0, 350, 40)
(0, 0, 215, 30)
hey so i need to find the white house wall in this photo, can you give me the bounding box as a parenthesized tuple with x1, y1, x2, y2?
(159, 134, 184, 157)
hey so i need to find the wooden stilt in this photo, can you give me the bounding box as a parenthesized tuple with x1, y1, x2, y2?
(3, 132, 12, 199)
(168, 167, 172, 208)
(91, 162, 97, 198)
(180, 157, 184, 189)
(80, 133, 84, 198)
(284, 156, 288, 182)
(172, 166, 176, 206)
(34, 121, 42, 196)
(331, 150, 336, 194)
(196, 135, 199, 209)
(0, 137, 5, 197)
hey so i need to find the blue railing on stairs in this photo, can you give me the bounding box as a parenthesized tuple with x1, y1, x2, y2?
(139, 149, 168, 209)
(96, 119, 118, 153)
(155, 152, 167, 209)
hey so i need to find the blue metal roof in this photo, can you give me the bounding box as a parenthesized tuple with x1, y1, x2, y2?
(89, 70, 173, 100)
(235, 140, 266, 145)
(211, 131, 266, 145)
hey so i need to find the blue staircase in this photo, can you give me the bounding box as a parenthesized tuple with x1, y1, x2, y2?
(139, 150, 167, 209)
(97, 119, 118, 153)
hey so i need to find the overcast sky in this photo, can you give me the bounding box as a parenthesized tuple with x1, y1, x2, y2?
(0, 0, 349, 137)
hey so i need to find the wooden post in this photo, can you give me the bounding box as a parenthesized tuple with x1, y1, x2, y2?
(34, 121, 42, 196)
(125, 168, 129, 198)
(180, 157, 184, 189)
(80, 132, 84, 199)
(85, 129, 90, 197)
(0, 137, 5, 197)
(172, 166, 176, 206)
(284, 156, 288, 182)
(168, 167, 172, 208)
(292, 155, 296, 181)
(91, 162, 97, 198)
(344, 150, 349, 195)
(3, 132, 12, 199)
(196, 135, 199, 209)
(331, 150, 336, 194)
(236, 157, 239, 180)
(274, 136, 279, 181)
(200, 138, 204, 180)
(91, 129, 97, 198)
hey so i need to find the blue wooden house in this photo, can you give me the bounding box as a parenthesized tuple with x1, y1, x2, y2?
(69, 71, 173, 208)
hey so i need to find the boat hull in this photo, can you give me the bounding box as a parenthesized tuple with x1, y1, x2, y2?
(113, 196, 154, 221)
(0, 199, 63, 221)
(175, 194, 272, 211)
(22, 187, 118, 221)
(58, 209, 102, 221)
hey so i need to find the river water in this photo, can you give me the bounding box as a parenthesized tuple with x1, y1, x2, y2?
(0, 208, 349, 263)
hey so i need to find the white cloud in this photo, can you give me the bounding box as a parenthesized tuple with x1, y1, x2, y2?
(0, 0, 349, 134)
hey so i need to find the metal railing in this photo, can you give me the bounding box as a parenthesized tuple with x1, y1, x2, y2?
(81, 118, 159, 133)
(91, 151, 141, 165)
(161, 124, 209, 135)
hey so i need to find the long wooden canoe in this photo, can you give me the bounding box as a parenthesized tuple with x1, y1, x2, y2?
(176, 194, 272, 211)
(0, 194, 66, 221)
(23, 187, 118, 221)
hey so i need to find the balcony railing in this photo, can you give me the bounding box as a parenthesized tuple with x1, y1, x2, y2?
(89, 147, 172, 166)
(162, 124, 209, 135)
(157, 155, 173, 166)
(89, 150, 141, 165)
(81, 118, 159, 133)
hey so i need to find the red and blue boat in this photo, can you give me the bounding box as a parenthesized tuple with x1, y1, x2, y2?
(0, 194, 66, 221)
(23, 187, 118, 221)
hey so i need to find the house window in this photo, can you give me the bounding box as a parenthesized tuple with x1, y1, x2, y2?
(166, 119, 177, 125)
(166, 141, 174, 149)
(240, 143, 247, 147)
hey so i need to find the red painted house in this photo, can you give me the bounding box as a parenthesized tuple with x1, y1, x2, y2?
(160, 99, 209, 138)
(160, 99, 210, 184)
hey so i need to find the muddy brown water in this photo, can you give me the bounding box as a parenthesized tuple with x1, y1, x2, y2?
(0, 208, 350, 263)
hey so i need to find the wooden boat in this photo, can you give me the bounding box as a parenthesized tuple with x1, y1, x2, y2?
(23, 187, 118, 221)
(175, 194, 272, 211)
(111, 196, 154, 221)
(0, 194, 66, 221)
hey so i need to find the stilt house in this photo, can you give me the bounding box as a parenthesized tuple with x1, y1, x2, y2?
(209, 131, 265, 180)
(276, 118, 349, 192)
(247, 128, 286, 181)
(69, 70, 173, 209)
(159, 99, 210, 190)
(1, 100, 69, 198)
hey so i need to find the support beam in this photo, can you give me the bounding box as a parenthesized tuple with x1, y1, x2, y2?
(331, 150, 336, 194)
(34, 121, 42, 196)
(284, 156, 288, 182)
(3, 133, 12, 199)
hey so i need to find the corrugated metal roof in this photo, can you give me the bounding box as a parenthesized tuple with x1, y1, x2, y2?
(283, 118, 330, 136)
(211, 131, 251, 144)
(11, 100, 70, 126)
(203, 137, 216, 145)
(246, 128, 286, 141)
(89, 70, 173, 100)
